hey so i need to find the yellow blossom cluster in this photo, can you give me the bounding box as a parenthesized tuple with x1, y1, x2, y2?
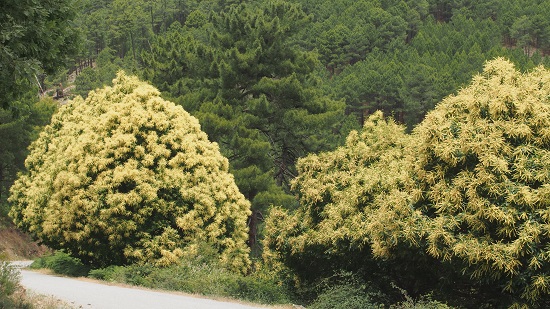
(263, 111, 419, 270)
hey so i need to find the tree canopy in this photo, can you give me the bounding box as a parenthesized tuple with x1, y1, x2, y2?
(263, 112, 424, 294)
(141, 0, 350, 219)
(9, 73, 251, 271)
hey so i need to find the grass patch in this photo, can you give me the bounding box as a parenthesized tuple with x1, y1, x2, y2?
(88, 242, 291, 305)
(89, 260, 291, 305)
(31, 245, 291, 305)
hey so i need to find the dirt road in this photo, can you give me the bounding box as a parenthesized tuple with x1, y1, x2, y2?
(13, 262, 269, 309)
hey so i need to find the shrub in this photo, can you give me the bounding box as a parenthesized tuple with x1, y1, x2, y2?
(262, 112, 428, 291)
(0, 261, 19, 298)
(0, 261, 31, 308)
(390, 295, 452, 309)
(308, 273, 386, 309)
(310, 284, 382, 309)
(31, 251, 90, 277)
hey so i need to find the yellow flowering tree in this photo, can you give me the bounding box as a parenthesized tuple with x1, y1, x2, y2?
(264, 58, 550, 306)
(263, 112, 424, 289)
(412, 58, 550, 305)
(9, 72, 251, 271)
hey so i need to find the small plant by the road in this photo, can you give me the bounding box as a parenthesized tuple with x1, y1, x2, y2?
(0, 261, 32, 308)
(32, 251, 90, 277)
(307, 272, 386, 309)
(0, 261, 19, 298)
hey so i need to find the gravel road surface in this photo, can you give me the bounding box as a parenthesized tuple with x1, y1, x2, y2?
(12, 261, 269, 309)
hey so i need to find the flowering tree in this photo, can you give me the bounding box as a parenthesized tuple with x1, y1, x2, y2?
(265, 58, 550, 306)
(412, 58, 550, 305)
(9, 72, 251, 271)
(263, 112, 420, 285)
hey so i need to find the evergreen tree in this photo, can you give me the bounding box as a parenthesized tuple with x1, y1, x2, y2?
(142, 1, 349, 218)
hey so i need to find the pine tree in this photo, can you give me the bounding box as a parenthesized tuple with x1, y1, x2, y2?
(142, 1, 348, 217)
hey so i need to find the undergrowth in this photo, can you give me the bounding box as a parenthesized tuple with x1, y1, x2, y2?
(37, 244, 291, 305)
(31, 251, 90, 277)
(305, 272, 453, 309)
(0, 261, 32, 308)
(89, 261, 290, 305)
(34, 248, 454, 308)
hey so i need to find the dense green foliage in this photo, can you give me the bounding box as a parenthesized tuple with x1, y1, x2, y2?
(0, 0, 76, 217)
(0, 0, 79, 108)
(31, 251, 91, 277)
(0, 97, 58, 217)
(9, 73, 251, 271)
(141, 1, 350, 220)
(71, 0, 550, 129)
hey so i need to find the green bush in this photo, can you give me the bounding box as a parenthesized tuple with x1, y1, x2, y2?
(307, 272, 387, 309)
(31, 251, 90, 277)
(0, 261, 31, 309)
(0, 262, 19, 298)
(390, 296, 452, 309)
(88, 265, 122, 281)
(307, 273, 454, 309)
(309, 284, 383, 309)
(389, 286, 452, 309)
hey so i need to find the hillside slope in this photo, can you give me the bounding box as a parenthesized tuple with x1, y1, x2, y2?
(0, 217, 48, 260)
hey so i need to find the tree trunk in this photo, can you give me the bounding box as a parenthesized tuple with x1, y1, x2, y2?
(247, 210, 264, 248)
